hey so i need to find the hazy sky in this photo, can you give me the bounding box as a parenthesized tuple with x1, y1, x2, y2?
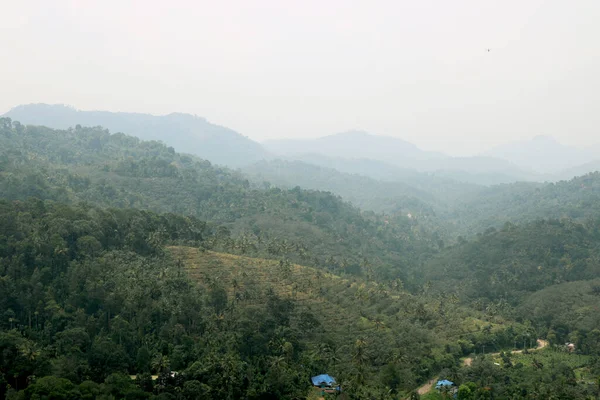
(2, 0, 599, 156)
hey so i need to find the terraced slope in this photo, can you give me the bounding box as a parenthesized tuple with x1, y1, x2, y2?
(168, 247, 448, 391)
(167, 247, 526, 395)
(168, 246, 395, 331)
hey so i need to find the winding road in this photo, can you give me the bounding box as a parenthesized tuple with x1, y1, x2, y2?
(413, 339, 549, 397)
(462, 339, 548, 366)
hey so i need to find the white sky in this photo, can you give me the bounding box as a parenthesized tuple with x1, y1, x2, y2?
(1, 0, 599, 156)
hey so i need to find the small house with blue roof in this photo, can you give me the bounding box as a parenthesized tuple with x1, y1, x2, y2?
(436, 379, 457, 397)
(311, 374, 341, 394)
(435, 379, 453, 389)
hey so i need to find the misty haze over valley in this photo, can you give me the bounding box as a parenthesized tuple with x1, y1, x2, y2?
(5, 103, 600, 185)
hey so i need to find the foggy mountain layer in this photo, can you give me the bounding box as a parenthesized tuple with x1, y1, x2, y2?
(5, 104, 600, 185)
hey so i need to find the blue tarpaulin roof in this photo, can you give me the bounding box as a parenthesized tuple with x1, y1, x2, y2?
(311, 374, 336, 386)
(436, 380, 454, 388)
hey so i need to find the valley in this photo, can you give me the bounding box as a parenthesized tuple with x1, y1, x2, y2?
(3, 1, 599, 398)
(1, 116, 600, 399)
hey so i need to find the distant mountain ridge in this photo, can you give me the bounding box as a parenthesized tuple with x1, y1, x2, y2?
(8, 104, 600, 185)
(3, 103, 271, 167)
(264, 131, 534, 185)
(266, 131, 600, 184)
(263, 130, 445, 162)
(483, 135, 598, 174)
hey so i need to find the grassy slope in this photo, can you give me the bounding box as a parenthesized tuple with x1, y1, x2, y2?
(169, 246, 404, 334)
(168, 246, 487, 339)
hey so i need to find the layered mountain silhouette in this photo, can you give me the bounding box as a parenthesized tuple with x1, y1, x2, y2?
(264, 130, 443, 162)
(264, 130, 532, 184)
(6, 104, 599, 185)
(3, 104, 270, 167)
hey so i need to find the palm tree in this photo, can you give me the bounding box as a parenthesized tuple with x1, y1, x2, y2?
(353, 339, 368, 366)
(19, 341, 40, 361)
(151, 354, 170, 374)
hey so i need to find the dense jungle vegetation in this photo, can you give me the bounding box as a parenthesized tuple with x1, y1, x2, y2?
(0, 119, 439, 282)
(1, 118, 600, 399)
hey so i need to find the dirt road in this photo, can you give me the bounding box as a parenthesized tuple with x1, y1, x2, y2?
(416, 377, 439, 395)
(462, 338, 548, 366)
(412, 339, 548, 397)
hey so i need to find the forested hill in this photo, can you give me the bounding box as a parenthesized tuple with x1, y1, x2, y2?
(0, 118, 519, 399)
(447, 173, 600, 234)
(0, 198, 535, 400)
(419, 216, 600, 367)
(422, 218, 600, 304)
(3, 117, 600, 398)
(245, 159, 600, 241)
(3, 104, 270, 167)
(0, 117, 438, 280)
(244, 159, 438, 215)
